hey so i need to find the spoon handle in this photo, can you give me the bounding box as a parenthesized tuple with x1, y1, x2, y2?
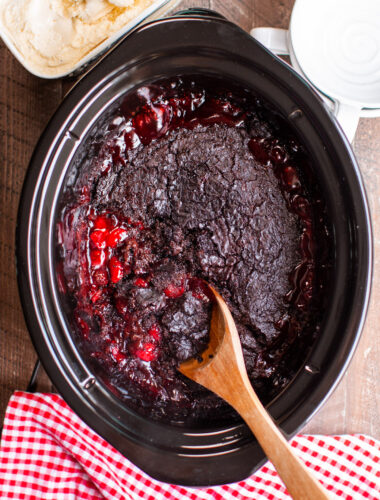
(230, 381, 330, 500)
(180, 286, 331, 499)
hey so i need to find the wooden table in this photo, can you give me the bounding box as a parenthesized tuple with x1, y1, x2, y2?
(0, 0, 379, 438)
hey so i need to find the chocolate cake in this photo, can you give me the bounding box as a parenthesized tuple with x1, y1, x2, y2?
(56, 78, 327, 424)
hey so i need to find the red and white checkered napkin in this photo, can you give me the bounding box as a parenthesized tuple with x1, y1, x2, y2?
(0, 392, 379, 500)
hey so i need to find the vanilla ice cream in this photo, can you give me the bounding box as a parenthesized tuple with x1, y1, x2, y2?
(0, 0, 158, 76)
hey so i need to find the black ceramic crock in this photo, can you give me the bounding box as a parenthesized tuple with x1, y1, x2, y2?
(16, 9, 372, 486)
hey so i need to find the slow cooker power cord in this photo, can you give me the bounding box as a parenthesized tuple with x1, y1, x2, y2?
(0, 359, 41, 438)
(26, 359, 41, 392)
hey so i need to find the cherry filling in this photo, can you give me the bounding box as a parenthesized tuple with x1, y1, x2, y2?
(56, 79, 329, 424)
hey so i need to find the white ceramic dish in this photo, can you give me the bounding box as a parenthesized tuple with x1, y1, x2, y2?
(251, 0, 380, 142)
(0, 0, 179, 79)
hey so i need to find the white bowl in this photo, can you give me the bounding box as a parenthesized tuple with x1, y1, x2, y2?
(250, 0, 380, 142)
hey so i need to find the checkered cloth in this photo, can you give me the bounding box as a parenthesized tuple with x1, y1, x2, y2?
(0, 392, 379, 499)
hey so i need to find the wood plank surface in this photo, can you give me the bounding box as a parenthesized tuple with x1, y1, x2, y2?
(0, 0, 379, 438)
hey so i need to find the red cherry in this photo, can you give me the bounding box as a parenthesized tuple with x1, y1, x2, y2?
(90, 249, 105, 268)
(75, 314, 90, 338)
(107, 227, 128, 248)
(269, 145, 288, 164)
(291, 195, 311, 219)
(134, 277, 149, 288)
(90, 230, 107, 249)
(135, 342, 158, 362)
(110, 343, 125, 363)
(93, 215, 109, 229)
(109, 257, 124, 283)
(90, 288, 103, 304)
(148, 325, 161, 341)
(132, 104, 170, 144)
(248, 137, 269, 164)
(281, 166, 301, 192)
(164, 283, 185, 298)
(93, 268, 109, 286)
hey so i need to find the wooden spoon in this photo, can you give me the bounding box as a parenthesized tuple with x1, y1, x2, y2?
(179, 285, 330, 500)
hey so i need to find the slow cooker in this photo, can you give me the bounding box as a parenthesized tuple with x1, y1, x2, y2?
(16, 9, 372, 486)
